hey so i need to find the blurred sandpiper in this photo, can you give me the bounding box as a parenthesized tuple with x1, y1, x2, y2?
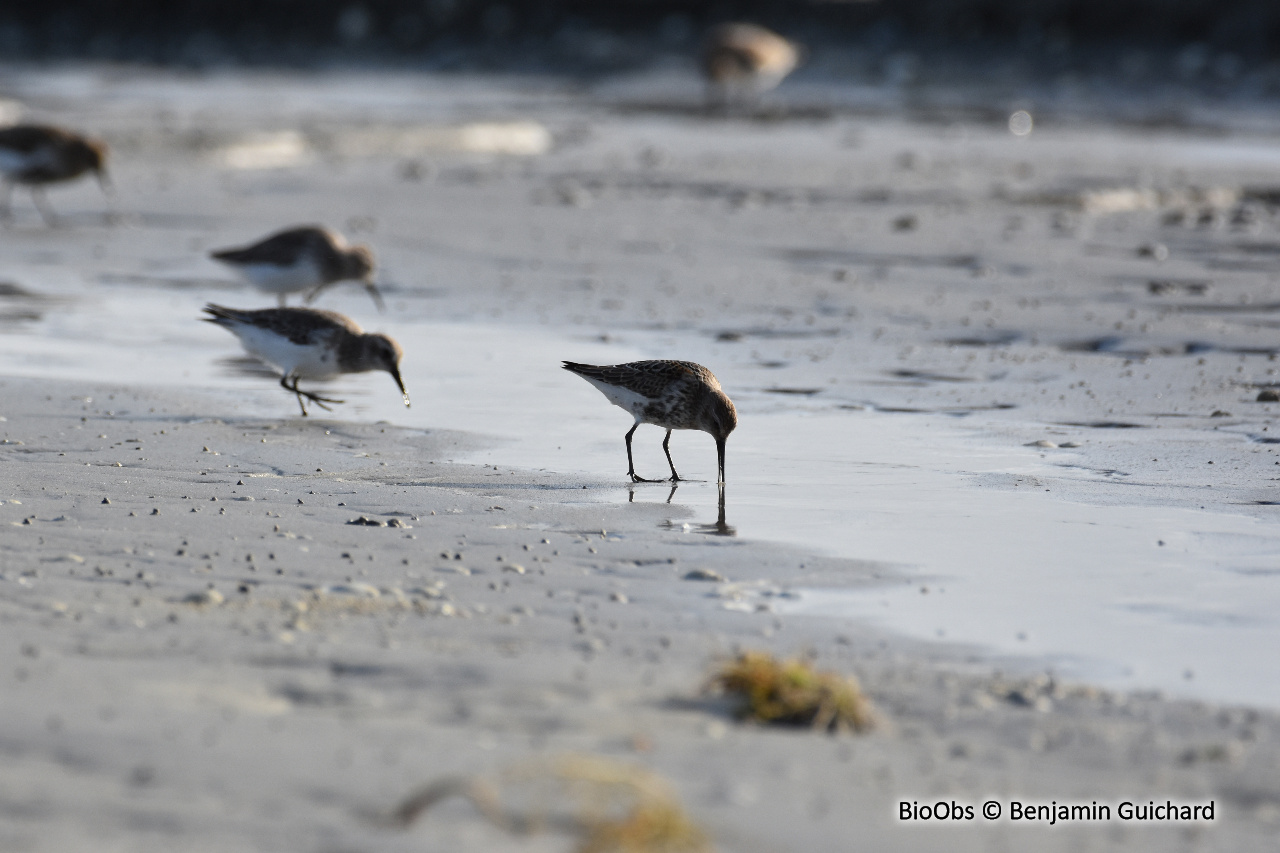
(701, 23, 800, 106)
(562, 360, 737, 483)
(202, 303, 408, 417)
(210, 226, 384, 310)
(0, 124, 110, 225)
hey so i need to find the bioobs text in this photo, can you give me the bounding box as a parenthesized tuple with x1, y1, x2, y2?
(900, 801, 974, 821)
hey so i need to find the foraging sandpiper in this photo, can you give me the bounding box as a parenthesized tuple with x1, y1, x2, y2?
(562, 360, 737, 483)
(701, 23, 799, 106)
(210, 226, 383, 309)
(202, 303, 408, 416)
(0, 124, 110, 225)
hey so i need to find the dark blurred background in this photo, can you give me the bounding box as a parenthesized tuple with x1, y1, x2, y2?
(1, 1, 1277, 73)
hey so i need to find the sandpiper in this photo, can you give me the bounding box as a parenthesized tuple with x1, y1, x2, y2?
(562, 360, 737, 483)
(202, 303, 408, 417)
(0, 124, 110, 225)
(210, 226, 384, 310)
(701, 23, 799, 106)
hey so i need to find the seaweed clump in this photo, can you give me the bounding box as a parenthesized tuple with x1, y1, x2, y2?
(712, 651, 876, 733)
(388, 754, 713, 853)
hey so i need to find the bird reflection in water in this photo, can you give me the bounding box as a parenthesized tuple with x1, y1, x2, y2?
(637, 483, 736, 537)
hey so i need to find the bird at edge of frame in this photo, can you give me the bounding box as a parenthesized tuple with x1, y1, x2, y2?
(700, 22, 801, 110)
(209, 226, 385, 310)
(202, 303, 408, 417)
(562, 360, 737, 484)
(0, 124, 111, 226)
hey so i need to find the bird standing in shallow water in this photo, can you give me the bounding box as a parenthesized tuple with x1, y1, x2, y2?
(210, 226, 384, 309)
(0, 124, 110, 225)
(562, 360, 737, 483)
(202, 304, 408, 417)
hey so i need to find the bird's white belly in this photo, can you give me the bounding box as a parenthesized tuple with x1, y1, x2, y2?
(230, 261, 322, 295)
(233, 326, 341, 380)
(581, 376, 651, 421)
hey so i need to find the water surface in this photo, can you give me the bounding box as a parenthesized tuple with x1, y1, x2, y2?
(3, 282, 1279, 707)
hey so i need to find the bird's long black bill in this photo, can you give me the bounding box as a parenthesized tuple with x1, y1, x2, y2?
(716, 438, 726, 484)
(365, 281, 386, 312)
(96, 169, 115, 198)
(391, 366, 410, 408)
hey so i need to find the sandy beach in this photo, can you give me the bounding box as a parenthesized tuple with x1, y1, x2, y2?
(3, 64, 1280, 850)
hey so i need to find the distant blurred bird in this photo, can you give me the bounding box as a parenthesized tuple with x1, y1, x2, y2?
(202, 303, 408, 417)
(701, 23, 800, 106)
(210, 226, 384, 310)
(562, 360, 737, 484)
(0, 124, 110, 225)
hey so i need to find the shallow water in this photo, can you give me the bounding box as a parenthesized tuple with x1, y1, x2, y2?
(4, 281, 1280, 708)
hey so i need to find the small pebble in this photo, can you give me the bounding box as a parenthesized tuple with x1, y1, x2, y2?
(684, 568, 726, 582)
(1138, 242, 1169, 261)
(320, 583, 380, 598)
(183, 589, 224, 606)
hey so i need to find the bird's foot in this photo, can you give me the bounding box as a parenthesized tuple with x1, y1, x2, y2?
(298, 390, 344, 411)
(629, 473, 663, 484)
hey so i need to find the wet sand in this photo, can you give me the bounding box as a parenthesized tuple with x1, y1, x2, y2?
(3, 65, 1280, 850)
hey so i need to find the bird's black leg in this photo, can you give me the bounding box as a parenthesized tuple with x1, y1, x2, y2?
(296, 379, 342, 411)
(625, 423, 660, 483)
(30, 186, 58, 227)
(281, 376, 344, 417)
(301, 381, 344, 410)
(662, 429, 682, 481)
(282, 376, 309, 416)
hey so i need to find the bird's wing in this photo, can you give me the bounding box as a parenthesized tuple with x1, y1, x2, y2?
(203, 304, 360, 345)
(563, 360, 701, 398)
(210, 227, 330, 266)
